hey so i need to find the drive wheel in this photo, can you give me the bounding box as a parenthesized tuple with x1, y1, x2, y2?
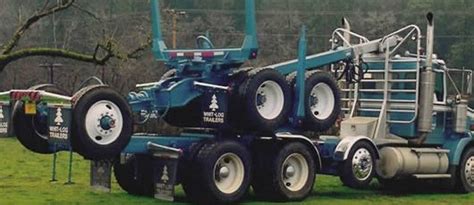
(253, 142, 315, 201)
(183, 140, 251, 204)
(303, 72, 341, 132)
(458, 147, 474, 193)
(339, 141, 376, 189)
(12, 84, 67, 154)
(71, 86, 132, 160)
(114, 154, 154, 196)
(237, 68, 291, 132)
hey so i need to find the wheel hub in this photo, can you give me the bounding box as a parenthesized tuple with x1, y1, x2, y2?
(219, 166, 230, 179)
(256, 92, 267, 107)
(254, 80, 285, 120)
(464, 156, 474, 187)
(281, 153, 309, 192)
(99, 115, 116, 130)
(285, 165, 296, 178)
(352, 148, 373, 181)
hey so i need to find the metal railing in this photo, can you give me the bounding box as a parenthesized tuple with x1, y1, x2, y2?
(337, 25, 422, 125)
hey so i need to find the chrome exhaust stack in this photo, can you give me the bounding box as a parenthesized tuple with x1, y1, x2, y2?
(342, 17, 351, 47)
(416, 12, 435, 144)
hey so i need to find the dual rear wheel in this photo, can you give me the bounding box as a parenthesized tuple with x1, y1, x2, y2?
(252, 141, 316, 201)
(113, 139, 317, 204)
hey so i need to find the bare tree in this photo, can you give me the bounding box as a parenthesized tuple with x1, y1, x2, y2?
(0, 0, 151, 72)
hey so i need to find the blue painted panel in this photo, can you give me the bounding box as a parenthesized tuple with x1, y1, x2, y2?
(123, 134, 212, 154)
(443, 133, 473, 165)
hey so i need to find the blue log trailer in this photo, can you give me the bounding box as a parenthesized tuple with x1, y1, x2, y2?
(1, 0, 474, 204)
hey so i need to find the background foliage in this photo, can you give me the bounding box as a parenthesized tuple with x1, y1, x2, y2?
(1, 0, 473, 93)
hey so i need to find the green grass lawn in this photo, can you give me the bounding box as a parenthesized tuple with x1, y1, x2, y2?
(1, 137, 474, 205)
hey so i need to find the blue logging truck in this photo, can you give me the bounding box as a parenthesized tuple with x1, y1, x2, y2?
(0, 0, 473, 204)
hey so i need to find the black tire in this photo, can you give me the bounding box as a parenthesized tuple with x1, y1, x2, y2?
(252, 142, 315, 201)
(12, 84, 67, 154)
(339, 141, 376, 189)
(71, 86, 132, 160)
(303, 72, 341, 132)
(113, 154, 154, 196)
(163, 96, 202, 127)
(7, 100, 15, 137)
(236, 68, 291, 132)
(182, 140, 252, 204)
(458, 147, 474, 193)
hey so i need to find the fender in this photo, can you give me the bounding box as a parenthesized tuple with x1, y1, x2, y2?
(334, 136, 380, 161)
(443, 132, 474, 165)
(275, 132, 322, 170)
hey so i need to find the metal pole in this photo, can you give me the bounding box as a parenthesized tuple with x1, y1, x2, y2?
(39, 63, 63, 84)
(172, 14, 177, 49)
(65, 146, 74, 185)
(50, 144, 58, 182)
(166, 9, 186, 49)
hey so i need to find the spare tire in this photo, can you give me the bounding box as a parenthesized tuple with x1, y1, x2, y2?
(303, 72, 341, 132)
(234, 68, 291, 132)
(12, 84, 67, 154)
(71, 86, 132, 160)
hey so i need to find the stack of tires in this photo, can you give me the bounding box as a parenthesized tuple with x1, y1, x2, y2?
(157, 67, 341, 134)
(230, 68, 341, 133)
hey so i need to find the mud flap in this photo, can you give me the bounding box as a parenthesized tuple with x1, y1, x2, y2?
(47, 105, 72, 150)
(201, 88, 228, 128)
(0, 103, 10, 137)
(90, 160, 114, 192)
(148, 142, 182, 202)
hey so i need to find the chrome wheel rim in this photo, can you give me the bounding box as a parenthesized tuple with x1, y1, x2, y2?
(352, 148, 373, 181)
(464, 156, 474, 187)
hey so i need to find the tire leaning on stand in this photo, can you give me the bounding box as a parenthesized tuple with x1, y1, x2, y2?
(71, 86, 132, 160)
(12, 84, 67, 154)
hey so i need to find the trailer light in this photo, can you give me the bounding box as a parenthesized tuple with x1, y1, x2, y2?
(202, 51, 214, 58)
(10, 90, 41, 101)
(249, 50, 258, 59)
(168, 51, 225, 59)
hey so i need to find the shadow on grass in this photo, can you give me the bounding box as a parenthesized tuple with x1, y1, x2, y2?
(245, 179, 464, 203)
